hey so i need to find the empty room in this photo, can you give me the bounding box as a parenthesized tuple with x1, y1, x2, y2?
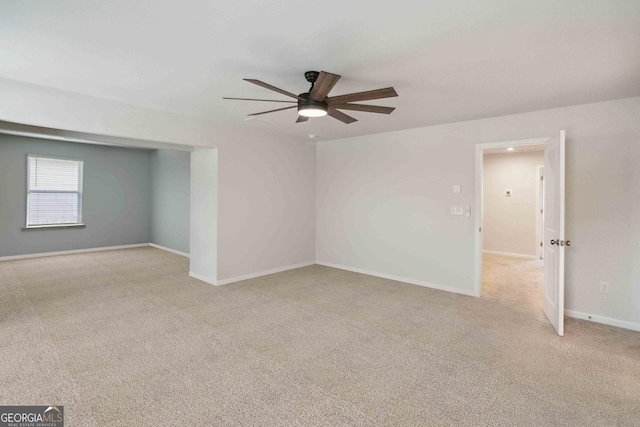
(1, 1, 639, 426)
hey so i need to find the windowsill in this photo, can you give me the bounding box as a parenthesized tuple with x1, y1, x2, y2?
(22, 224, 86, 231)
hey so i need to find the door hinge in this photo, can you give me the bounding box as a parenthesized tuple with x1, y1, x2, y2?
(540, 176, 544, 181)
(540, 242, 543, 247)
(479, 227, 482, 232)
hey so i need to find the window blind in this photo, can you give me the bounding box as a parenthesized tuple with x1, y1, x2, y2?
(27, 156, 84, 226)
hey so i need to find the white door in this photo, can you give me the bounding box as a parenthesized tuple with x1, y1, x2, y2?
(543, 131, 566, 336)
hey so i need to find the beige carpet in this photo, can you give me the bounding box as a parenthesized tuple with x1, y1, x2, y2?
(482, 252, 544, 313)
(1, 248, 639, 426)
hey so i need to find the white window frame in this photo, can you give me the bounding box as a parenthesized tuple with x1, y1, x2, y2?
(25, 155, 85, 229)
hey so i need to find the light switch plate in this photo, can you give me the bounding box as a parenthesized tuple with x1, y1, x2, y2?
(450, 206, 464, 215)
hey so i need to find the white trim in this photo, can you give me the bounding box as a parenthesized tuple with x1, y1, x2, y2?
(474, 143, 484, 297)
(189, 271, 217, 286)
(26, 155, 84, 227)
(149, 243, 190, 258)
(482, 250, 538, 260)
(475, 137, 549, 150)
(536, 164, 545, 260)
(565, 309, 640, 332)
(22, 224, 86, 230)
(0, 243, 149, 261)
(474, 137, 551, 297)
(316, 261, 478, 297)
(216, 261, 315, 286)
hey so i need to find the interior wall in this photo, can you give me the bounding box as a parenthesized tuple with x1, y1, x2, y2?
(0, 134, 151, 257)
(0, 78, 318, 283)
(482, 150, 544, 258)
(216, 138, 316, 281)
(190, 148, 218, 283)
(316, 96, 640, 327)
(150, 149, 190, 254)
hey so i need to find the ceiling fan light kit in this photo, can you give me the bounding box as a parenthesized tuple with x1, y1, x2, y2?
(224, 70, 397, 124)
(297, 95, 328, 117)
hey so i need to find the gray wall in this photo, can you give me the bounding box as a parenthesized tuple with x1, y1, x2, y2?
(150, 149, 190, 254)
(0, 135, 151, 256)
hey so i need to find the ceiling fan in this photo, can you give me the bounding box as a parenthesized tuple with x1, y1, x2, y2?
(224, 71, 398, 124)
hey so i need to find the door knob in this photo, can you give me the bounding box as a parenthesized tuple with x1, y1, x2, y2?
(561, 240, 571, 247)
(550, 239, 559, 246)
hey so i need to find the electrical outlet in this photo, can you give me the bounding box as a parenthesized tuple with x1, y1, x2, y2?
(600, 282, 610, 294)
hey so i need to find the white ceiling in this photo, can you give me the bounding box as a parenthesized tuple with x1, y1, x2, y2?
(1, 0, 639, 141)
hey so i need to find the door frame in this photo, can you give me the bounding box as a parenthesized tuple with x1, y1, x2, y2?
(537, 165, 545, 260)
(473, 137, 550, 297)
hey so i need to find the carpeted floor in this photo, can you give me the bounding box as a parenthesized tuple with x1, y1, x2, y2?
(482, 252, 544, 313)
(1, 247, 639, 426)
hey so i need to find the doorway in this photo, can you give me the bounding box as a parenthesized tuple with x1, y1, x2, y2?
(473, 137, 548, 309)
(474, 133, 567, 335)
(480, 144, 545, 311)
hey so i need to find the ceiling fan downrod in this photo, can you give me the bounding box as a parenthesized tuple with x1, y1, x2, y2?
(304, 71, 320, 92)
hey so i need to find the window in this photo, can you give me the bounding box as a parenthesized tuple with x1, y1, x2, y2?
(26, 156, 84, 227)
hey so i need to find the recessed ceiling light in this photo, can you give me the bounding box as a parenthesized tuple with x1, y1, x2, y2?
(507, 147, 514, 151)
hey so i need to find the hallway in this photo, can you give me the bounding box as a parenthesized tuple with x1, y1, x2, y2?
(482, 252, 544, 313)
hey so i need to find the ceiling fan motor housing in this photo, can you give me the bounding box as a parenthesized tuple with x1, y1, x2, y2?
(298, 92, 328, 117)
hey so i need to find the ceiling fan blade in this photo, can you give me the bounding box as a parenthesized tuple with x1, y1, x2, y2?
(296, 116, 309, 123)
(332, 104, 395, 114)
(223, 97, 296, 103)
(244, 79, 304, 100)
(328, 108, 357, 124)
(327, 87, 398, 104)
(247, 106, 297, 116)
(310, 71, 341, 102)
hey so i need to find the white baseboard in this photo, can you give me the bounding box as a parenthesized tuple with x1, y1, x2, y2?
(149, 243, 189, 258)
(483, 250, 538, 260)
(216, 261, 315, 286)
(315, 261, 478, 297)
(565, 309, 640, 332)
(0, 243, 149, 262)
(188, 271, 217, 286)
